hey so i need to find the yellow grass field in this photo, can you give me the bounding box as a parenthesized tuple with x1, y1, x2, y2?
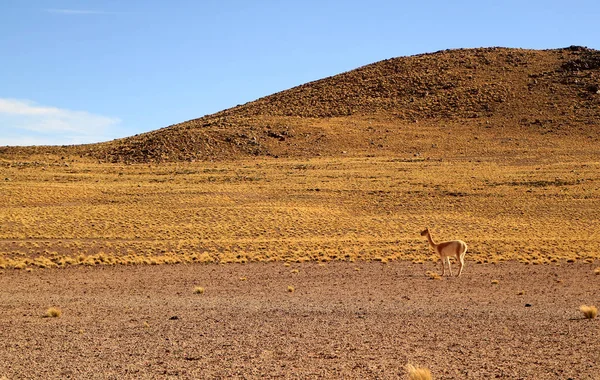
(1, 150, 599, 270)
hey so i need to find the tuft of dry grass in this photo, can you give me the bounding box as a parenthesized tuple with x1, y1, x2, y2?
(579, 305, 598, 319)
(287, 285, 295, 293)
(193, 286, 205, 294)
(594, 267, 600, 275)
(406, 364, 432, 380)
(491, 279, 499, 285)
(45, 307, 62, 318)
(517, 290, 525, 295)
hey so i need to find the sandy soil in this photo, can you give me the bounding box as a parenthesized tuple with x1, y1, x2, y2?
(0, 261, 598, 379)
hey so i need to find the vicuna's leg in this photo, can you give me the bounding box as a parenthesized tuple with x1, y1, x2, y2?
(447, 257, 453, 277)
(440, 256, 446, 276)
(457, 254, 465, 277)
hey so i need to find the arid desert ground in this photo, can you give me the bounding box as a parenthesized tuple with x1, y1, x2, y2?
(1, 46, 600, 378)
(1, 153, 599, 379)
(0, 261, 598, 379)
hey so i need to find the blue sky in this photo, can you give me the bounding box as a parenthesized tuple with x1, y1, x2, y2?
(1, 0, 599, 146)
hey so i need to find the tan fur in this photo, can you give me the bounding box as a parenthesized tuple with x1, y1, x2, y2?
(420, 227, 468, 277)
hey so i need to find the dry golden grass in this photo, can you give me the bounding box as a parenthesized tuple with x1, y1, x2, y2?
(594, 267, 600, 275)
(406, 364, 432, 380)
(1, 147, 599, 268)
(193, 286, 205, 294)
(491, 280, 500, 285)
(287, 285, 295, 293)
(44, 307, 62, 318)
(579, 305, 598, 319)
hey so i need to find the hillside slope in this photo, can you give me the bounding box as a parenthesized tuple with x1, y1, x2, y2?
(2, 46, 599, 162)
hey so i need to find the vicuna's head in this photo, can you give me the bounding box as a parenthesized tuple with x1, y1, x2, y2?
(420, 227, 430, 237)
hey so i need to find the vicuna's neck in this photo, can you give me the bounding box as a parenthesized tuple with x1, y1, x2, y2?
(425, 231, 437, 247)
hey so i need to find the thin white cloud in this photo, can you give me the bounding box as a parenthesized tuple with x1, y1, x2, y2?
(0, 98, 63, 117)
(0, 98, 122, 146)
(45, 8, 112, 15)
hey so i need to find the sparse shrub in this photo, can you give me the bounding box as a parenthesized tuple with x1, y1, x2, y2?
(406, 364, 432, 380)
(194, 286, 205, 294)
(287, 285, 295, 293)
(517, 290, 525, 295)
(491, 279, 499, 284)
(45, 307, 62, 318)
(580, 305, 598, 319)
(594, 267, 600, 275)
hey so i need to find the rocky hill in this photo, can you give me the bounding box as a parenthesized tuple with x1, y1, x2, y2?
(2, 46, 599, 162)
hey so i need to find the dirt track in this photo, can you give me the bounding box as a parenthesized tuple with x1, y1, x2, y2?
(0, 261, 598, 379)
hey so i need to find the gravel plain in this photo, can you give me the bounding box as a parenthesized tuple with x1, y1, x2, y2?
(0, 261, 599, 379)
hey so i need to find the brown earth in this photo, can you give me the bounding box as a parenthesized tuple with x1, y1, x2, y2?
(1, 46, 599, 163)
(0, 261, 598, 379)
